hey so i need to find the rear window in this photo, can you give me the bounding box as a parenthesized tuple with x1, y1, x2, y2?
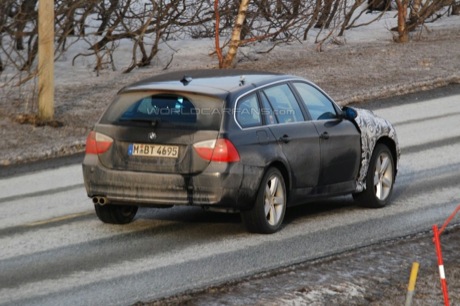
(100, 92, 223, 130)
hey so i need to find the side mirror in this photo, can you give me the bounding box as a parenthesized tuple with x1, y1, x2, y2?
(341, 106, 357, 120)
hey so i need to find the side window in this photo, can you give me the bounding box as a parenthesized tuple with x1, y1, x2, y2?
(263, 84, 304, 123)
(236, 93, 262, 128)
(260, 92, 278, 125)
(292, 82, 337, 120)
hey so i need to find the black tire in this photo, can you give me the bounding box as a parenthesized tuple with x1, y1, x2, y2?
(353, 143, 395, 208)
(241, 168, 287, 234)
(94, 204, 138, 224)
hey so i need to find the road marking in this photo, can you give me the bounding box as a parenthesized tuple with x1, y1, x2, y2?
(0, 184, 84, 204)
(25, 211, 93, 227)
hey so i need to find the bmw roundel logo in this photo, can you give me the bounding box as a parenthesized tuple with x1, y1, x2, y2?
(148, 132, 157, 141)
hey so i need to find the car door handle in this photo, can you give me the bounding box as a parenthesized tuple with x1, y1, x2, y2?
(320, 132, 329, 140)
(279, 134, 290, 143)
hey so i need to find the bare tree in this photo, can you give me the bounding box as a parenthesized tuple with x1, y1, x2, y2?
(218, 0, 251, 68)
(293, 0, 302, 16)
(410, 0, 422, 19)
(406, 0, 456, 32)
(77, 1, 99, 36)
(339, 0, 366, 36)
(0, 1, 10, 72)
(453, 1, 460, 15)
(55, 0, 88, 52)
(15, 0, 38, 51)
(315, 0, 334, 29)
(1, 0, 458, 85)
(96, 0, 119, 35)
(214, 0, 304, 67)
(124, 0, 188, 72)
(367, 0, 392, 12)
(395, 0, 409, 43)
(304, 0, 323, 39)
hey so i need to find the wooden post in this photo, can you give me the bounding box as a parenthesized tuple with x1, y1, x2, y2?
(38, 0, 55, 121)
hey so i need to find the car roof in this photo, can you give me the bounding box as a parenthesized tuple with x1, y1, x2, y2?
(119, 69, 299, 98)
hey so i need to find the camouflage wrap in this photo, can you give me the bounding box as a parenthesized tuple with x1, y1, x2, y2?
(353, 108, 400, 192)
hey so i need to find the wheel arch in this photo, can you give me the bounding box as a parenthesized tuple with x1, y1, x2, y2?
(265, 160, 291, 201)
(376, 136, 398, 175)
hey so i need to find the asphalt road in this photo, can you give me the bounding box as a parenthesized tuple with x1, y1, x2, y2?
(1, 85, 460, 306)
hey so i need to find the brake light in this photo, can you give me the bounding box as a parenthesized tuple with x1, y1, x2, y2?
(193, 139, 240, 162)
(85, 131, 113, 155)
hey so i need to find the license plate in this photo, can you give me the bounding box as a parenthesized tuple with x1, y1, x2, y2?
(128, 143, 179, 158)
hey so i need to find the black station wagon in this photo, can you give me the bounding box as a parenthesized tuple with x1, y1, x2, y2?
(82, 70, 400, 233)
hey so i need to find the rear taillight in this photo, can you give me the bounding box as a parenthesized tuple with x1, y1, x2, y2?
(85, 131, 113, 155)
(193, 139, 240, 162)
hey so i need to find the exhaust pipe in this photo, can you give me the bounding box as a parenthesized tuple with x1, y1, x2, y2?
(92, 196, 109, 205)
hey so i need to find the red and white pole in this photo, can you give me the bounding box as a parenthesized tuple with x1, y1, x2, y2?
(433, 224, 449, 306)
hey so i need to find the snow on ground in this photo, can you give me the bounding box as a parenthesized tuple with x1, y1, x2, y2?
(2, 6, 458, 89)
(0, 7, 459, 166)
(51, 8, 459, 86)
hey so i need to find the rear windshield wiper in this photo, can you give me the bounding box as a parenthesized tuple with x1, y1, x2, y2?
(118, 118, 160, 127)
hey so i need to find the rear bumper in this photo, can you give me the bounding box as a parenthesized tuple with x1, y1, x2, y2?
(82, 154, 256, 209)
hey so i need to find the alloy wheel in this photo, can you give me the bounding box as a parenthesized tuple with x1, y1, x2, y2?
(264, 175, 285, 226)
(373, 151, 394, 201)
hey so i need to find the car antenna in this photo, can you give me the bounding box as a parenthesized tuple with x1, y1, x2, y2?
(239, 75, 246, 86)
(180, 75, 193, 85)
